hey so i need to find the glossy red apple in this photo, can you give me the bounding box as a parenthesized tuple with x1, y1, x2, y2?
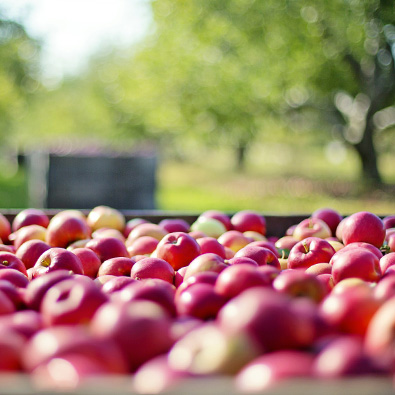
(305, 262, 332, 276)
(12, 208, 50, 232)
(16, 239, 51, 270)
(159, 218, 190, 233)
(97, 256, 136, 277)
(0, 251, 28, 276)
(247, 240, 280, 257)
(311, 207, 343, 236)
(196, 236, 226, 258)
(183, 253, 229, 281)
(175, 271, 219, 299)
(379, 252, 395, 273)
(131, 257, 175, 284)
(217, 230, 252, 253)
(127, 236, 159, 257)
(293, 218, 332, 241)
(231, 210, 266, 235)
(85, 236, 129, 262)
(9, 225, 47, 250)
(373, 275, 395, 302)
(383, 215, 395, 230)
(100, 276, 136, 294)
(226, 256, 258, 266)
(234, 245, 281, 269)
(0, 267, 29, 288)
(0, 213, 11, 243)
(126, 223, 168, 245)
(71, 247, 102, 278)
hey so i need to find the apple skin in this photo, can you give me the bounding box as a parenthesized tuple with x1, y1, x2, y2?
(234, 245, 281, 269)
(90, 300, 174, 372)
(131, 257, 175, 284)
(231, 210, 266, 235)
(0, 280, 25, 309)
(383, 215, 395, 230)
(379, 252, 395, 273)
(388, 233, 395, 252)
(97, 256, 136, 277)
(373, 275, 395, 302)
(0, 212, 11, 243)
(247, 240, 280, 257)
(311, 207, 343, 236)
(12, 208, 50, 232)
(175, 271, 219, 299)
(0, 310, 43, 340)
(190, 217, 227, 238)
(227, 256, 258, 266)
(127, 236, 159, 257)
(100, 276, 137, 294)
(45, 213, 91, 249)
(126, 223, 168, 245)
(40, 277, 109, 326)
(152, 232, 201, 271)
(9, 225, 47, 250)
(91, 227, 126, 242)
(174, 266, 188, 288)
(235, 350, 315, 393)
(333, 241, 383, 260)
(183, 253, 229, 281)
(0, 327, 25, 371)
(217, 230, 252, 253)
(0, 251, 28, 276)
(0, 267, 29, 288)
(305, 262, 332, 276)
(159, 218, 190, 233)
(32, 248, 84, 279)
(196, 236, 227, 259)
(287, 237, 335, 270)
(85, 236, 129, 262)
(0, 289, 16, 315)
(330, 248, 381, 284)
(199, 210, 232, 231)
(341, 211, 385, 248)
(71, 247, 102, 278)
(123, 218, 149, 238)
(214, 264, 273, 299)
(275, 236, 299, 257)
(87, 205, 125, 232)
(15, 240, 51, 270)
(293, 218, 332, 241)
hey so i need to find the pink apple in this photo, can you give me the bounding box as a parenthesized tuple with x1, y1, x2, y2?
(231, 210, 266, 235)
(0, 310, 43, 339)
(0, 251, 28, 275)
(97, 256, 136, 277)
(311, 207, 343, 236)
(199, 210, 232, 231)
(217, 230, 252, 253)
(0, 289, 15, 315)
(174, 266, 188, 288)
(0, 244, 14, 253)
(183, 253, 229, 281)
(91, 227, 126, 242)
(100, 276, 136, 294)
(373, 275, 395, 303)
(85, 236, 129, 262)
(380, 252, 395, 273)
(247, 240, 280, 257)
(32, 248, 84, 279)
(287, 237, 335, 270)
(12, 208, 50, 232)
(196, 236, 226, 258)
(9, 225, 47, 250)
(334, 241, 383, 260)
(388, 233, 395, 252)
(234, 245, 280, 269)
(341, 211, 385, 248)
(152, 232, 201, 271)
(16, 239, 51, 270)
(127, 236, 159, 257)
(317, 273, 335, 294)
(71, 247, 102, 278)
(123, 218, 149, 238)
(87, 205, 125, 232)
(0, 280, 25, 309)
(175, 271, 219, 299)
(0, 327, 25, 371)
(131, 257, 175, 284)
(126, 223, 168, 245)
(226, 256, 258, 266)
(383, 215, 395, 230)
(159, 218, 190, 233)
(293, 218, 332, 241)
(0, 267, 29, 288)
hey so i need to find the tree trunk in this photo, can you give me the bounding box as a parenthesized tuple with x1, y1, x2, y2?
(236, 141, 248, 172)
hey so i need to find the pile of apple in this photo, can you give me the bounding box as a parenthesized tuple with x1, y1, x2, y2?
(0, 206, 394, 392)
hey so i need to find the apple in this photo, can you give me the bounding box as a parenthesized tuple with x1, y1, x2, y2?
(183, 253, 229, 281)
(275, 236, 299, 257)
(0, 289, 16, 315)
(0, 244, 15, 253)
(0, 327, 25, 371)
(45, 214, 91, 249)
(127, 236, 159, 257)
(85, 236, 129, 262)
(330, 248, 381, 284)
(333, 241, 383, 260)
(66, 239, 91, 250)
(305, 263, 332, 276)
(311, 207, 343, 236)
(317, 273, 335, 294)
(71, 247, 102, 278)
(0, 267, 29, 288)
(388, 233, 395, 252)
(379, 252, 395, 273)
(12, 208, 50, 232)
(190, 217, 227, 238)
(32, 248, 84, 279)
(9, 225, 47, 250)
(159, 218, 190, 233)
(90, 300, 174, 372)
(131, 257, 175, 284)
(175, 271, 219, 299)
(100, 276, 137, 294)
(217, 230, 252, 253)
(0, 251, 28, 275)
(293, 218, 332, 241)
(374, 275, 395, 302)
(123, 218, 149, 238)
(152, 232, 201, 271)
(247, 240, 280, 257)
(231, 210, 266, 235)
(91, 227, 126, 242)
(87, 205, 125, 232)
(326, 239, 344, 252)
(174, 266, 188, 288)
(234, 245, 281, 269)
(126, 223, 168, 245)
(0, 212, 11, 243)
(198, 210, 232, 231)
(341, 211, 385, 248)
(15, 239, 51, 270)
(243, 231, 267, 242)
(97, 256, 136, 277)
(383, 215, 395, 230)
(287, 237, 335, 270)
(0, 280, 25, 309)
(235, 350, 314, 392)
(226, 256, 258, 266)
(40, 277, 109, 326)
(196, 236, 226, 258)
(188, 230, 207, 240)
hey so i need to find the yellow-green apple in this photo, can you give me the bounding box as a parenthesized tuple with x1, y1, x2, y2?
(287, 237, 335, 270)
(196, 236, 226, 258)
(198, 210, 232, 231)
(217, 230, 252, 253)
(235, 350, 314, 393)
(40, 277, 108, 326)
(127, 236, 159, 257)
(126, 223, 168, 245)
(293, 218, 332, 241)
(379, 252, 395, 273)
(87, 205, 125, 232)
(190, 217, 227, 238)
(341, 211, 385, 248)
(0, 251, 28, 275)
(311, 207, 343, 236)
(12, 209, 50, 232)
(85, 236, 129, 262)
(97, 256, 136, 277)
(234, 245, 281, 269)
(159, 218, 190, 233)
(231, 210, 266, 235)
(131, 257, 175, 284)
(330, 248, 381, 284)
(123, 218, 149, 238)
(215, 264, 273, 299)
(9, 225, 47, 250)
(0, 267, 29, 288)
(273, 270, 327, 303)
(0, 213, 11, 244)
(32, 248, 84, 279)
(326, 239, 344, 252)
(90, 300, 174, 372)
(16, 240, 51, 271)
(71, 247, 102, 278)
(183, 253, 229, 281)
(45, 214, 91, 249)
(152, 232, 201, 271)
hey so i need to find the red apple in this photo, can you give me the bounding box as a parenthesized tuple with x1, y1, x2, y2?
(152, 232, 201, 271)
(12, 208, 50, 232)
(183, 253, 229, 281)
(174, 266, 188, 288)
(293, 218, 332, 241)
(0, 310, 43, 339)
(196, 236, 226, 258)
(334, 241, 383, 260)
(0, 267, 29, 288)
(234, 245, 281, 269)
(217, 230, 252, 253)
(0, 280, 25, 309)
(87, 205, 125, 232)
(0, 213, 11, 243)
(388, 233, 395, 252)
(305, 262, 332, 276)
(126, 223, 168, 245)
(341, 211, 385, 248)
(380, 252, 395, 273)
(0, 289, 15, 315)
(91, 227, 125, 242)
(311, 207, 343, 236)
(97, 256, 136, 277)
(127, 236, 159, 257)
(231, 210, 266, 235)
(131, 257, 175, 284)
(32, 248, 84, 279)
(123, 218, 149, 238)
(15, 239, 51, 270)
(287, 237, 335, 270)
(383, 215, 395, 230)
(9, 225, 47, 250)
(175, 271, 219, 299)
(247, 240, 280, 257)
(226, 256, 258, 266)
(100, 276, 136, 294)
(159, 218, 190, 233)
(85, 236, 129, 262)
(71, 247, 102, 278)
(0, 251, 28, 275)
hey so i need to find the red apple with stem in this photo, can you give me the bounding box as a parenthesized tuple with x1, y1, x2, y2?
(0, 251, 28, 275)
(293, 218, 332, 241)
(16, 240, 51, 270)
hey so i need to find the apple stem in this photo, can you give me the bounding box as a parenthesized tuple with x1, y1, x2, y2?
(302, 242, 309, 254)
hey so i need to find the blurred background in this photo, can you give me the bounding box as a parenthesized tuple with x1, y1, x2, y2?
(0, 0, 394, 214)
